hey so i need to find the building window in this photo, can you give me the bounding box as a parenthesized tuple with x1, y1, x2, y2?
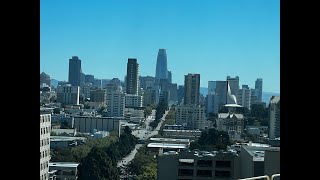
(178, 169, 193, 176)
(215, 170, 231, 178)
(197, 160, 212, 167)
(216, 161, 231, 168)
(197, 170, 212, 177)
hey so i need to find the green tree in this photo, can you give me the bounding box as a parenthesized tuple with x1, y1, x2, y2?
(78, 147, 119, 180)
(144, 106, 152, 118)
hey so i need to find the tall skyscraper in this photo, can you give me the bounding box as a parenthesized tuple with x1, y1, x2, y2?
(255, 78, 263, 102)
(68, 56, 82, 86)
(155, 49, 168, 83)
(184, 74, 200, 105)
(207, 81, 228, 114)
(227, 76, 240, 103)
(269, 96, 280, 139)
(126, 58, 139, 95)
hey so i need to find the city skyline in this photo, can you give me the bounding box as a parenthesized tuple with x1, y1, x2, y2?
(40, 0, 280, 93)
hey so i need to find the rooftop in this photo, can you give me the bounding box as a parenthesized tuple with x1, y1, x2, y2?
(242, 144, 280, 161)
(49, 162, 79, 168)
(147, 143, 187, 149)
(150, 138, 190, 143)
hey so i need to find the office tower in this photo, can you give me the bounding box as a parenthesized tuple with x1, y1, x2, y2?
(176, 105, 206, 130)
(80, 72, 85, 85)
(207, 81, 228, 114)
(40, 72, 51, 87)
(85, 74, 95, 84)
(80, 83, 91, 99)
(126, 58, 139, 95)
(226, 76, 239, 103)
(92, 78, 102, 89)
(269, 96, 280, 139)
(56, 84, 80, 105)
(208, 81, 216, 94)
(40, 109, 51, 180)
(106, 86, 125, 117)
(255, 78, 263, 102)
(109, 78, 121, 87)
(168, 71, 172, 83)
(125, 94, 143, 108)
(155, 49, 168, 83)
(184, 74, 200, 105)
(140, 76, 155, 90)
(177, 85, 185, 104)
(143, 89, 157, 106)
(90, 89, 107, 103)
(238, 85, 251, 110)
(102, 79, 111, 88)
(68, 56, 82, 86)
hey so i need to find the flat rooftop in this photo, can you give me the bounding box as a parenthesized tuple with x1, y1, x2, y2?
(163, 129, 201, 133)
(49, 162, 79, 168)
(50, 136, 86, 142)
(147, 143, 187, 149)
(150, 138, 190, 143)
(242, 145, 280, 161)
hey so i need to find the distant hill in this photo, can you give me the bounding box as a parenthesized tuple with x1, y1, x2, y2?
(200, 87, 279, 104)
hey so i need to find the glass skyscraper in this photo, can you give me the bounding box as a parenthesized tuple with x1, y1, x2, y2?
(155, 49, 168, 83)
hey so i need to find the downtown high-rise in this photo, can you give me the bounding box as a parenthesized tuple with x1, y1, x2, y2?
(255, 78, 263, 102)
(68, 56, 82, 86)
(126, 58, 139, 95)
(155, 49, 168, 83)
(184, 74, 200, 105)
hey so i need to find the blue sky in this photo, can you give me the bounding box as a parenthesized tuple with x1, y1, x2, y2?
(40, 0, 280, 93)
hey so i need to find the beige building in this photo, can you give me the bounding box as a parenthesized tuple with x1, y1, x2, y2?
(176, 105, 206, 130)
(125, 94, 143, 108)
(57, 84, 80, 105)
(40, 110, 51, 180)
(90, 89, 106, 103)
(73, 116, 121, 136)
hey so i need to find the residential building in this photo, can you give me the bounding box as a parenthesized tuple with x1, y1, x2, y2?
(125, 94, 143, 108)
(73, 116, 122, 136)
(155, 49, 168, 83)
(40, 109, 51, 180)
(126, 58, 139, 95)
(157, 150, 240, 180)
(92, 78, 102, 89)
(238, 85, 251, 110)
(49, 162, 79, 180)
(56, 84, 80, 105)
(80, 83, 91, 99)
(90, 89, 106, 103)
(176, 105, 206, 130)
(269, 96, 280, 139)
(255, 78, 263, 102)
(68, 56, 82, 86)
(106, 86, 125, 117)
(184, 73, 200, 105)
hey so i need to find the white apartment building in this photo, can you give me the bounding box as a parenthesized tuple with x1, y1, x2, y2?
(176, 105, 206, 130)
(57, 84, 80, 105)
(40, 112, 51, 180)
(125, 94, 143, 108)
(107, 87, 125, 117)
(269, 96, 280, 139)
(238, 85, 251, 110)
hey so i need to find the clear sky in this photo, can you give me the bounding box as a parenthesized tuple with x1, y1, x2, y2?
(40, 0, 280, 93)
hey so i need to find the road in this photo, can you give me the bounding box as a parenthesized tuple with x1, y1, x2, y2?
(117, 109, 168, 168)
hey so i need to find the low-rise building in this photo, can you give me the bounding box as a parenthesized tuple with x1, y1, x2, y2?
(157, 150, 240, 180)
(49, 162, 79, 180)
(50, 136, 86, 149)
(217, 112, 244, 141)
(162, 129, 202, 140)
